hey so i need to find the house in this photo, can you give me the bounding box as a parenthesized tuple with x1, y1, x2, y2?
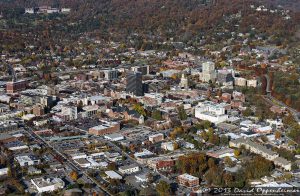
(28, 166, 42, 175)
(232, 91, 245, 102)
(183, 142, 195, 149)
(161, 142, 176, 151)
(270, 106, 286, 114)
(247, 79, 258, 88)
(107, 106, 127, 118)
(0, 168, 8, 176)
(149, 133, 164, 143)
(80, 105, 98, 118)
(221, 93, 232, 103)
(124, 110, 143, 122)
(234, 77, 247, 86)
(135, 173, 149, 182)
(177, 174, 199, 188)
(118, 164, 140, 175)
(273, 157, 292, 171)
(73, 158, 91, 168)
(25, 8, 35, 14)
(61, 8, 71, 13)
(31, 177, 65, 193)
(254, 126, 272, 134)
(206, 148, 234, 159)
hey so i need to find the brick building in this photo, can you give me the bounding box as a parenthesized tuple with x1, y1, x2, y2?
(88, 121, 120, 136)
(177, 173, 199, 188)
(156, 159, 175, 171)
(6, 80, 27, 94)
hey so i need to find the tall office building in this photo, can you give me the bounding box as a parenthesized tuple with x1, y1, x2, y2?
(126, 71, 143, 96)
(199, 61, 217, 83)
(103, 68, 118, 80)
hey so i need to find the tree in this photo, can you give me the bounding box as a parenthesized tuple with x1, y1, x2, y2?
(77, 100, 84, 112)
(134, 104, 146, 116)
(170, 127, 183, 139)
(244, 156, 274, 179)
(108, 162, 117, 170)
(242, 107, 252, 117)
(173, 142, 179, 150)
(177, 105, 187, 120)
(140, 187, 156, 196)
(261, 135, 268, 142)
(234, 149, 240, 157)
(220, 135, 229, 146)
(200, 131, 208, 141)
(223, 173, 233, 186)
(224, 156, 235, 167)
(156, 181, 170, 196)
(147, 172, 154, 183)
(275, 131, 281, 139)
(152, 110, 162, 120)
(208, 158, 216, 168)
(70, 171, 78, 181)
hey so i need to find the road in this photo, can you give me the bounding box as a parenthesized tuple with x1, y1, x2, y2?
(100, 137, 174, 184)
(24, 126, 112, 196)
(263, 94, 300, 123)
(263, 73, 300, 123)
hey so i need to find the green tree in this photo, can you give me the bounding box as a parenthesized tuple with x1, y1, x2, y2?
(177, 105, 187, 120)
(151, 110, 162, 120)
(220, 135, 229, 146)
(242, 107, 252, 117)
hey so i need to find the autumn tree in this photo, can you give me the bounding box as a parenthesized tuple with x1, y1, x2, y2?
(156, 180, 170, 196)
(133, 104, 146, 116)
(234, 149, 240, 157)
(70, 171, 78, 181)
(244, 156, 274, 179)
(224, 157, 235, 167)
(275, 131, 281, 139)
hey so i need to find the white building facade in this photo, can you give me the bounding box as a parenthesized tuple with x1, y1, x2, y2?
(195, 101, 228, 124)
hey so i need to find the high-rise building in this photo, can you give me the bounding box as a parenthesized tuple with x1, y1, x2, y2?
(103, 68, 118, 80)
(199, 61, 216, 82)
(126, 71, 143, 96)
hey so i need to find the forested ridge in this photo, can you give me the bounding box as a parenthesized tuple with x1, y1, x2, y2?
(0, 0, 299, 42)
